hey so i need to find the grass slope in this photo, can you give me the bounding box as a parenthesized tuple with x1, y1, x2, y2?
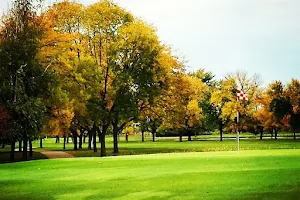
(1, 137, 300, 163)
(36, 137, 300, 156)
(1, 149, 300, 200)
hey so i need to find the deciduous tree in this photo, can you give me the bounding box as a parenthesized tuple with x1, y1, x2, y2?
(0, 0, 56, 161)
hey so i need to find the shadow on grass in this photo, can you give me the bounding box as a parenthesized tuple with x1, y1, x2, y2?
(233, 183, 300, 200)
(63, 147, 210, 158)
(0, 152, 48, 164)
(0, 179, 123, 200)
(2, 170, 299, 200)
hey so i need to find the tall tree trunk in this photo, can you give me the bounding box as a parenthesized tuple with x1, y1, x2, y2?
(29, 140, 33, 158)
(72, 131, 78, 150)
(152, 131, 156, 142)
(56, 136, 60, 143)
(141, 130, 145, 142)
(10, 140, 15, 162)
(79, 133, 83, 149)
(112, 122, 119, 154)
(113, 133, 119, 154)
(1, 141, 5, 148)
(18, 140, 22, 152)
(100, 132, 106, 157)
(67, 137, 69, 143)
(219, 122, 223, 142)
(260, 127, 263, 140)
(88, 130, 92, 150)
(179, 135, 183, 142)
(188, 130, 192, 141)
(100, 125, 108, 157)
(293, 128, 296, 140)
(63, 135, 66, 150)
(22, 137, 28, 161)
(40, 137, 43, 148)
(271, 128, 273, 139)
(83, 135, 86, 143)
(93, 129, 97, 152)
(93, 125, 97, 152)
(274, 128, 278, 140)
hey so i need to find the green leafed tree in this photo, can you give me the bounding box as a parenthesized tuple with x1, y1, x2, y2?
(0, 0, 56, 161)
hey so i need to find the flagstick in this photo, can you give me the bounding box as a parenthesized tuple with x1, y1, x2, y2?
(237, 97, 240, 154)
(236, 89, 247, 154)
(237, 110, 239, 154)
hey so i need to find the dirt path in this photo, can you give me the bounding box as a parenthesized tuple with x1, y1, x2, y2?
(40, 151, 74, 159)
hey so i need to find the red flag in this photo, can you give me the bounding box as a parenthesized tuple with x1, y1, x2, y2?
(237, 89, 248, 101)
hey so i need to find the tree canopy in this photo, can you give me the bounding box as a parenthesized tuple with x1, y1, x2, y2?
(1, 0, 300, 161)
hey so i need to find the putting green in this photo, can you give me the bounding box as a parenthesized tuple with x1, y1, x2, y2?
(1, 150, 300, 200)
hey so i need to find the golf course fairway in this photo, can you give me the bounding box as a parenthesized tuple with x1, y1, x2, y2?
(1, 149, 300, 200)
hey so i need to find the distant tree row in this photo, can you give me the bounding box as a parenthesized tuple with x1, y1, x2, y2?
(0, 0, 299, 161)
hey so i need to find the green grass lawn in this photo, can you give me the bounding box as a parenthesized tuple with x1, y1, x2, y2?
(0, 134, 300, 163)
(36, 135, 300, 156)
(65, 138, 300, 158)
(0, 149, 300, 200)
(1, 135, 300, 162)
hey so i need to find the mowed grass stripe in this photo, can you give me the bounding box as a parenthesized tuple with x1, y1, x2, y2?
(0, 150, 300, 200)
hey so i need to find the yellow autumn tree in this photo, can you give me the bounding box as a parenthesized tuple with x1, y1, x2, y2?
(138, 46, 182, 142)
(253, 90, 277, 139)
(211, 71, 261, 133)
(162, 73, 207, 142)
(285, 79, 300, 139)
(40, 1, 102, 150)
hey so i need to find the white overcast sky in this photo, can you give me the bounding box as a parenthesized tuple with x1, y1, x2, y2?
(1, 0, 300, 85)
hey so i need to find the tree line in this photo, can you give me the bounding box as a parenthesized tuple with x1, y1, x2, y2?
(0, 0, 299, 161)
